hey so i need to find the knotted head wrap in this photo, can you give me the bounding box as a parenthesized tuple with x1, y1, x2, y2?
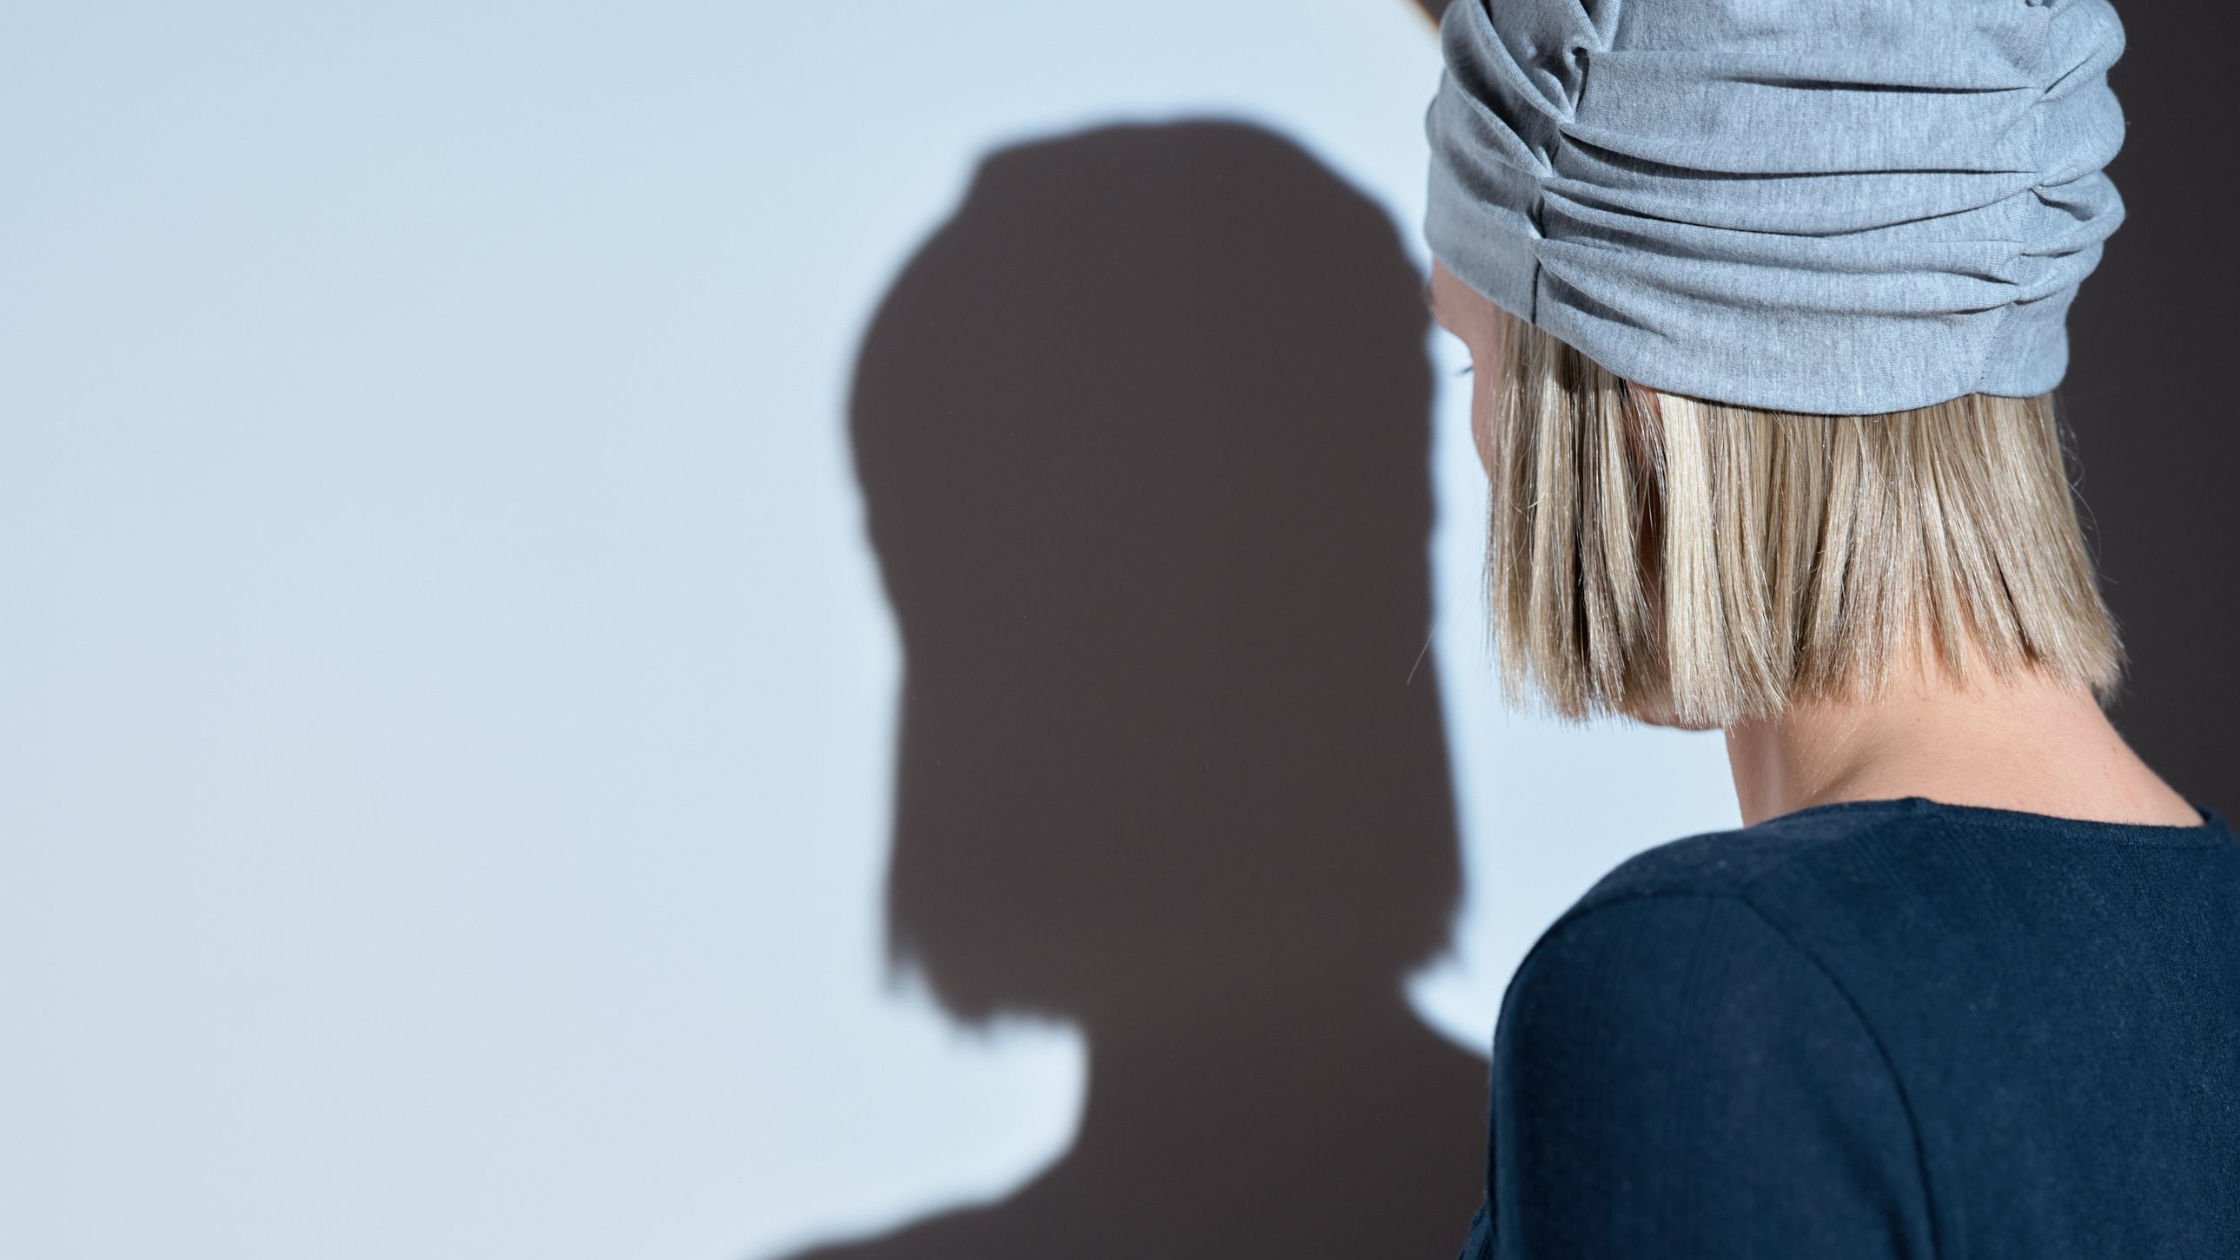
(1423, 0, 2127, 416)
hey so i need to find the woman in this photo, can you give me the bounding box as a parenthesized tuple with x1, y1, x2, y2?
(1419, 0, 2239, 1256)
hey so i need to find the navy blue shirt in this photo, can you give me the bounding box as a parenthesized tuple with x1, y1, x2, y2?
(1457, 796, 2240, 1260)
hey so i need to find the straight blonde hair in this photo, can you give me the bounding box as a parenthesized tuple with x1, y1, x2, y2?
(1486, 306, 2122, 727)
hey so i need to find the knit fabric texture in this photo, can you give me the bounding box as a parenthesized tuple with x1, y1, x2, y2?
(1422, 0, 2128, 415)
(1453, 796, 2240, 1259)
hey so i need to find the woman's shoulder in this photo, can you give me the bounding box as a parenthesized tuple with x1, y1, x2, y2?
(1510, 794, 2240, 1037)
(1485, 813, 1937, 1257)
(1484, 806, 1952, 1257)
(1505, 798, 2003, 1019)
(1552, 797, 1934, 927)
(1490, 806, 1912, 1067)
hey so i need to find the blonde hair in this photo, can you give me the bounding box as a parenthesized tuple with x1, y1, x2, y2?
(1486, 306, 2123, 727)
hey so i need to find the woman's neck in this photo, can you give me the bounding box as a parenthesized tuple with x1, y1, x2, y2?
(1723, 664, 2199, 828)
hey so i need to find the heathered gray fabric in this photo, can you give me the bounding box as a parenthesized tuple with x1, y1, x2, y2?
(1422, 0, 2127, 416)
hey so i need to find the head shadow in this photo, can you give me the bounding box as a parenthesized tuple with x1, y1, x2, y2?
(776, 118, 1487, 1260)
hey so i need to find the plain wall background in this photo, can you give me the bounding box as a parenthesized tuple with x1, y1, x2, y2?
(3, 2, 2221, 1259)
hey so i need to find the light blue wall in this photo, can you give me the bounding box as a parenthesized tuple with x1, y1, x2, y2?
(0, 3, 1738, 1257)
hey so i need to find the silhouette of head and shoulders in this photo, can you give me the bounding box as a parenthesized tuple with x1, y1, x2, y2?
(778, 120, 1486, 1260)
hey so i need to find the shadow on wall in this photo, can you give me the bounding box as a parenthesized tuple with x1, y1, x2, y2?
(776, 120, 1488, 1260)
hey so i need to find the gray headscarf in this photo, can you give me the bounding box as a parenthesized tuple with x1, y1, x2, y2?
(1422, 0, 2127, 415)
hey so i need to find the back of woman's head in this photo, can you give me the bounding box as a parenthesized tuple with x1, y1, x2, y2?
(1485, 305, 2121, 728)
(1419, 0, 2132, 727)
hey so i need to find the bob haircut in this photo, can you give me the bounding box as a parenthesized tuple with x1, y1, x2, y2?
(1485, 305, 2123, 728)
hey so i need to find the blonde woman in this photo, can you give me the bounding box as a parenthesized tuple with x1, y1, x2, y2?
(1420, 0, 2238, 1256)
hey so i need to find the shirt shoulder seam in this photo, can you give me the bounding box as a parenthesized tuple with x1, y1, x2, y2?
(1505, 887, 1943, 1260)
(1731, 891, 1945, 1260)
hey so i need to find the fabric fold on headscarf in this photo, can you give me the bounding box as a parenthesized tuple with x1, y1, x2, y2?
(1423, 0, 2127, 415)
